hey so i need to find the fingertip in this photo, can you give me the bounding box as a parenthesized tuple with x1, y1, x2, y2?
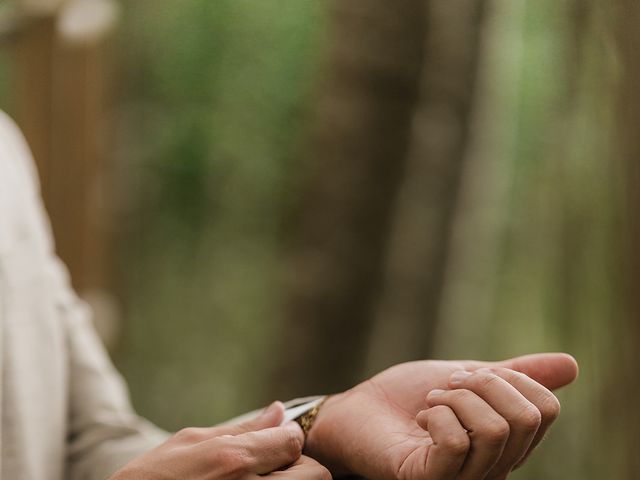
(262, 401, 286, 425)
(541, 352, 579, 387)
(415, 409, 430, 429)
(236, 401, 286, 434)
(559, 352, 579, 381)
(426, 389, 446, 405)
(265, 400, 285, 414)
(497, 352, 579, 390)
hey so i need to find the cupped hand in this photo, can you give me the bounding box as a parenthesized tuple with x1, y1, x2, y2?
(109, 401, 330, 480)
(305, 353, 578, 480)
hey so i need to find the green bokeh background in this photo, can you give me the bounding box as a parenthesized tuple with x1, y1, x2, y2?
(0, 1, 624, 478)
(114, 0, 326, 426)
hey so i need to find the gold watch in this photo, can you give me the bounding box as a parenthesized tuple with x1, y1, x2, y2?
(295, 396, 328, 437)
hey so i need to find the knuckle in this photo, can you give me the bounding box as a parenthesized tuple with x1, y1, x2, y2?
(440, 432, 470, 456)
(539, 393, 561, 421)
(283, 430, 303, 458)
(174, 427, 205, 443)
(479, 418, 510, 445)
(516, 405, 542, 431)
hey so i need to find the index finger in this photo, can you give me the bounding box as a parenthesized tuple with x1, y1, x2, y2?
(477, 367, 561, 468)
(210, 422, 304, 475)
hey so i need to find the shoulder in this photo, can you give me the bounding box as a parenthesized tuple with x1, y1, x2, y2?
(0, 110, 51, 256)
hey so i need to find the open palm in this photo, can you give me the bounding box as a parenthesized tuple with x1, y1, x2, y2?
(306, 354, 578, 480)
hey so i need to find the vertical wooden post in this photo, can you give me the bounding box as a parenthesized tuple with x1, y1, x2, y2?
(54, 0, 120, 345)
(13, 12, 56, 204)
(52, 0, 116, 294)
(11, 0, 120, 346)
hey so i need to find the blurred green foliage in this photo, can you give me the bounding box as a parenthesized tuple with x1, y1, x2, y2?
(0, 1, 623, 478)
(110, 1, 616, 478)
(114, 0, 325, 427)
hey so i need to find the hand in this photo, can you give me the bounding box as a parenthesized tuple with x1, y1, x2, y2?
(109, 401, 330, 480)
(305, 353, 578, 480)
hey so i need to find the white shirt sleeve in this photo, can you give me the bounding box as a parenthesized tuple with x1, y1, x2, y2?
(0, 110, 169, 480)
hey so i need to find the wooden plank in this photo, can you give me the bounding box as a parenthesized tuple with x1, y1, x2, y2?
(50, 37, 108, 292)
(13, 14, 56, 204)
(11, 0, 121, 346)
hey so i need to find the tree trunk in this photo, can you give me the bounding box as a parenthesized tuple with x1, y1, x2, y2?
(366, 0, 486, 373)
(270, 0, 426, 398)
(612, 1, 640, 476)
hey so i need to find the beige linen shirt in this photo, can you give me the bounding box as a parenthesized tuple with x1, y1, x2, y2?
(0, 111, 169, 480)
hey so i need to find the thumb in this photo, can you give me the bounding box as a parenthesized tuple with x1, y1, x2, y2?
(231, 401, 286, 434)
(464, 352, 579, 390)
(184, 401, 285, 440)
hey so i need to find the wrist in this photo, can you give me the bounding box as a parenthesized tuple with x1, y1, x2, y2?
(303, 391, 351, 477)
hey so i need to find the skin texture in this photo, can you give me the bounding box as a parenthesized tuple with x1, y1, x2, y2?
(109, 353, 577, 480)
(109, 402, 330, 480)
(305, 353, 578, 480)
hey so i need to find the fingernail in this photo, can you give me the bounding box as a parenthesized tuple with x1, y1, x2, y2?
(449, 370, 472, 386)
(428, 389, 445, 398)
